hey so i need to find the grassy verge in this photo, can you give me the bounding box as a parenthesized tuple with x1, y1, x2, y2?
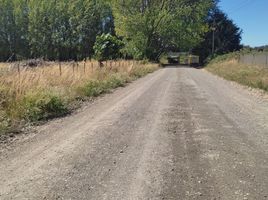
(0, 61, 159, 137)
(206, 54, 268, 92)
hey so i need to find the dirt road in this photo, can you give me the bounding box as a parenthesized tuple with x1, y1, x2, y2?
(0, 66, 268, 200)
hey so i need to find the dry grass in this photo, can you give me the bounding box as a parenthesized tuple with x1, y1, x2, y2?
(0, 60, 159, 135)
(206, 59, 268, 92)
(0, 60, 134, 98)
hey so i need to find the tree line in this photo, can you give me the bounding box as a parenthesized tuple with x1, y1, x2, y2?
(0, 0, 242, 62)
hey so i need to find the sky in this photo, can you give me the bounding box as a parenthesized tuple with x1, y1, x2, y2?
(219, 0, 268, 47)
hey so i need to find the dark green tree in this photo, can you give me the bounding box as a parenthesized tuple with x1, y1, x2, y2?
(0, 0, 29, 61)
(193, 7, 242, 63)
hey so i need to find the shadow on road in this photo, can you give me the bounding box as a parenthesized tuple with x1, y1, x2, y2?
(162, 64, 203, 69)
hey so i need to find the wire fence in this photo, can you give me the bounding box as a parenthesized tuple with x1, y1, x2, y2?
(238, 53, 268, 67)
(0, 60, 140, 77)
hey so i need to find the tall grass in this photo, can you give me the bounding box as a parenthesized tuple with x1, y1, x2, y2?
(206, 58, 268, 92)
(0, 60, 159, 135)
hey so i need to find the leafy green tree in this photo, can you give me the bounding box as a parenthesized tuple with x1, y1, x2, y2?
(111, 0, 214, 60)
(28, 0, 57, 59)
(0, 0, 29, 61)
(28, 0, 114, 60)
(13, 0, 30, 59)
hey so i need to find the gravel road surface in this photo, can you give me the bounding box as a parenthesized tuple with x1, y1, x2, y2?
(0, 66, 268, 200)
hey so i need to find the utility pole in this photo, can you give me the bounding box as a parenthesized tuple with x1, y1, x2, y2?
(211, 19, 216, 56)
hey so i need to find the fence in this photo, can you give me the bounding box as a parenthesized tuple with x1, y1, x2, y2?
(0, 60, 139, 77)
(239, 53, 268, 67)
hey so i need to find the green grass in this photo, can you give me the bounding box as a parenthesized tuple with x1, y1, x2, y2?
(22, 91, 69, 122)
(78, 74, 129, 97)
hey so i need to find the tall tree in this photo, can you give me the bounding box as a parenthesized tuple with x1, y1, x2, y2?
(0, 0, 29, 61)
(111, 0, 214, 60)
(193, 7, 242, 63)
(28, 0, 114, 60)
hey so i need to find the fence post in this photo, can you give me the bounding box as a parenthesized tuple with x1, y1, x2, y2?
(84, 60, 86, 73)
(72, 62, 75, 75)
(17, 62, 20, 75)
(59, 61, 62, 76)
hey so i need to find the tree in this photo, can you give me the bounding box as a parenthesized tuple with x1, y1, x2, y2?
(111, 0, 214, 60)
(28, 0, 114, 61)
(0, 0, 29, 61)
(193, 7, 242, 63)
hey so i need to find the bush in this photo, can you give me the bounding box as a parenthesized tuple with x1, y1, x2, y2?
(93, 34, 124, 61)
(80, 80, 107, 97)
(80, 74, 128, 97)
(23, 92, 68, 122)
(105, 74, 127, 88)
(131, 66, 155, 78)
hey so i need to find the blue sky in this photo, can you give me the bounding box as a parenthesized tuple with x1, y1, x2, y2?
(219, 0, 268, 47)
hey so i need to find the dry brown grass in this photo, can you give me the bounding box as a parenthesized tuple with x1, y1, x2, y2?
(206, 59, 268, 92)
(0, 60, 153, 99)
(0, 60, 159, 135)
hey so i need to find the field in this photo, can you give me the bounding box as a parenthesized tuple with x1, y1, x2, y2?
(0, 60, 159, 136)
(206, 56, 268, 92)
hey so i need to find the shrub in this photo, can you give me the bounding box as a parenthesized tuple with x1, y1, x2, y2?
(104, 74, 127, 88)
(80, 74, 128, 97)
(80, 80, 107, 97)
(131, 66, 154, 78)
(93, 34, 124, 61)
(23, 92, 68, 122)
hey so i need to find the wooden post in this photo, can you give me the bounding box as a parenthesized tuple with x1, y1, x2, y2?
(83, 60, 86, 74)
(72, 62, 75, 75)
(17, 62, 20, 75)
(59, 61, 62, 76)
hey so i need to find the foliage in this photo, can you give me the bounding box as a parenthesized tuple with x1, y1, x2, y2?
(23, 92, 68, 122)
(0, 0, 29, 61)
(193, 7, 242, 63)
(0, 0, 114, 61)
(93, 34, 124, 61)
(111, 0, 214, 60)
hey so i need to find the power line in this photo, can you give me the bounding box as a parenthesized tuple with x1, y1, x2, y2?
(228, 0, 256, 14)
